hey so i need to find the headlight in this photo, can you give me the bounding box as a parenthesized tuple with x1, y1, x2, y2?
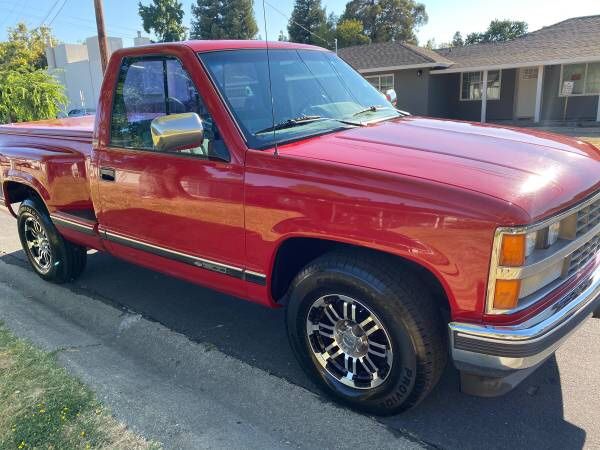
(488, 193, 600, 315)
(525, 231, 537, 257)
(547, 222, 560, 246)
(488, 220, 565, 313)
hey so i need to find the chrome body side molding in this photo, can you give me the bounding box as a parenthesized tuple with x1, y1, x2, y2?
(104, 230, 267, 286)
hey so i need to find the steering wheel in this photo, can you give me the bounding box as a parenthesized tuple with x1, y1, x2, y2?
(167, 97, 187, 114)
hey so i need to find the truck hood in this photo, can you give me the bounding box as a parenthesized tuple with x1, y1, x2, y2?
(278, 117, 600, 223)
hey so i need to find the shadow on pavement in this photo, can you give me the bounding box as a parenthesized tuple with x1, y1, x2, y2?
(1, 249, 586, 450)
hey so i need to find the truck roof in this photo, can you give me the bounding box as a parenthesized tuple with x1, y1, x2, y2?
(145, 40, 327, 53)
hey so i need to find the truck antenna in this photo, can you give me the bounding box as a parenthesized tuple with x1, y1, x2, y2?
(262, 0, 279, 157)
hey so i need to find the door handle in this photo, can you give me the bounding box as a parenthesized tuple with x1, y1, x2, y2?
(100, 167, 116, 182)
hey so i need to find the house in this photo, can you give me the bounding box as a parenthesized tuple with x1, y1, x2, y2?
(45, 33, 151, 112)
(46, 36, 124, 112)
(338, 15, 600, 124)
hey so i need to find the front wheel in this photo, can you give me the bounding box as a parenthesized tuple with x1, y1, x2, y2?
(286, 251, 447, 415)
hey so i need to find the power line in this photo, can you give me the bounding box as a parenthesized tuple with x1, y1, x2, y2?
(38, 0, 62, 27)
(48, 0, 69, 26)
(0, 6, 138, 40)
(0, 0, 21, 28)
(263, 0, 332, 47)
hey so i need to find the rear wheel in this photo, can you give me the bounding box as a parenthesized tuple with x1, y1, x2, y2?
(17, 198, 87, 283)
(286, 250, 447, 415)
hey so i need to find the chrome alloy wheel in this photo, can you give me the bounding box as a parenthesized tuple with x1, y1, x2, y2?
(306, 294, 393, 389)
(23, 216, 52, 273)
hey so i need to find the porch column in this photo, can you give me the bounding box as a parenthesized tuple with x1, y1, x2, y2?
(480, 70, 488, 123)
(534, 65, 544, 123)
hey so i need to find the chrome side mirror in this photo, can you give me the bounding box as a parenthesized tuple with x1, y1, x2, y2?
(384, 89, 397, 106)
(150, 112, 204, 153)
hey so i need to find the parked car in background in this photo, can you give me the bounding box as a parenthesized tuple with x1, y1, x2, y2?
(1, 40, 599, 415)
(67, 108, 96, 117)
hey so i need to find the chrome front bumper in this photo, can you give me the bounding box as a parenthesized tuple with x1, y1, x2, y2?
(449, 265, 600, 396)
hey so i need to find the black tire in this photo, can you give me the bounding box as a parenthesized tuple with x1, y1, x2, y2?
(286, 250, 447, 415)
(17, 198, 87, 283)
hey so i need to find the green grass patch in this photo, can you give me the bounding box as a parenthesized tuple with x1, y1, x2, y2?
(0, 324, 160, 450)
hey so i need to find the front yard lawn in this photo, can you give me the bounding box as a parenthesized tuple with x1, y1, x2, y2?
(0, 324, 160, 450)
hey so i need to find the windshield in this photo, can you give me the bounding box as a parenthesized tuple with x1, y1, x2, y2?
(199, 49, 399, 148)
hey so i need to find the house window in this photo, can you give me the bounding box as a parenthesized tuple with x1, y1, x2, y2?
(365, 74, 394, 93)
(560, 62, 600, 96)
(460, 70, 501, 101)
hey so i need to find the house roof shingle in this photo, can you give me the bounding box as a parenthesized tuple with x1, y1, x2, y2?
(434, 15, 600, 72)
(338, 15, 600, 74)
(338, 41, 453, 71)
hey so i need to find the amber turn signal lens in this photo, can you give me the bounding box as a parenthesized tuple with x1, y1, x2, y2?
(493, 279, 521, 310)
(499, 234, 526, 266)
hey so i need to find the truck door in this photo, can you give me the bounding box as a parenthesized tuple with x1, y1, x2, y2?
(96, 55, 247, 288)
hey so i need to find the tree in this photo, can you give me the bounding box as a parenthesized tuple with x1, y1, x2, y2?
(138, 0, 187, 42)
(335, 19, 369, 48)
(288, 0, 332, 47)
(190, 0, 258, 40)
(0, 23, 57, 71)
(465, 19, 528, 45)
(0, 23, 66, 123)
(451, 31, 463, 47)
(341, 0, 427, 43)
(0, 70, 66, 123)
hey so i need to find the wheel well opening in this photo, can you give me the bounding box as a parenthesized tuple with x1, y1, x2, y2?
(271, 238, 451, 319)
(6, 182, 34, 203)
(3, 182, 47, 214)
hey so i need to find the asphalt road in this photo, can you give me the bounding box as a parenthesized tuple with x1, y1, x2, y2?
(0, 209, 599, 449)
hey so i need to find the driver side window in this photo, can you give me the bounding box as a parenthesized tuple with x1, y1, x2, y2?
(110, 56, 227, 159)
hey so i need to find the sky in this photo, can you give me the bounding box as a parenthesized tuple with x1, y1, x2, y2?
(0, 0, 598, 49)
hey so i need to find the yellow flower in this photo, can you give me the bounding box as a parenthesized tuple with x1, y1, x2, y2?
(18, 441, 26, 449)
(80, 431, 86, 437)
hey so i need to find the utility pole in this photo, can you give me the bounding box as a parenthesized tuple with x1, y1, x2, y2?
(93, 0, 109, 73)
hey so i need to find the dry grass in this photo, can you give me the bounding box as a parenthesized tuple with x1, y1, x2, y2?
(0, 324, 161, 450)
(579, 136, 600, 148)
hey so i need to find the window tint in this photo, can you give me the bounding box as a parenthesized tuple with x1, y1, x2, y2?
(200, 49, 397, 148)
(110, 56, 227, 159)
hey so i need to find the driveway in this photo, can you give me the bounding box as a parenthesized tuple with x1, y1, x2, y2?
(0, 210, 598, 449)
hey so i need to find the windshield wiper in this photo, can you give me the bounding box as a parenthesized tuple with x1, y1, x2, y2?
(255, 115, 324, 134)
(352, 105, 395, 117)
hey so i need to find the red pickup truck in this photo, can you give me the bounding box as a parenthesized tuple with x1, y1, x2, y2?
(1, 40, 599, 415)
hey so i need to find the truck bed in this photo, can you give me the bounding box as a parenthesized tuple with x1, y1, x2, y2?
(0, 116, 94, 140)
(0, 116, 95, 212)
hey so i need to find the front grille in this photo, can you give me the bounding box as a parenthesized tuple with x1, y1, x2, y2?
(568, 233, 600, 275)
(576, 199, 600, 237)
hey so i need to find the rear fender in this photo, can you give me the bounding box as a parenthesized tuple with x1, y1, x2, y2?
(3, 173, 50, 203)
